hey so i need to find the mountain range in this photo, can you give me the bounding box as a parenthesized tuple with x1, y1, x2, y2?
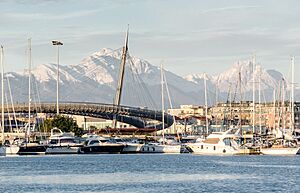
(4, 48, 297, 110)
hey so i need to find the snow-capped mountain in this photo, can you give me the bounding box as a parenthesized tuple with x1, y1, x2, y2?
(7, 48, 203, 109)
(4, 48, 294, 109)
(212, 60, 281, 92)
(184, 60, 288, 102)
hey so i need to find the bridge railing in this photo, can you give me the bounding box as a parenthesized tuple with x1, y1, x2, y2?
(3, 102, 174, 129)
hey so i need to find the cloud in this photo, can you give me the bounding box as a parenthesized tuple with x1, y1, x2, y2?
(0, 0, 69, 4)
(201, 5, 261, 14)
(2, 9, 101, 21)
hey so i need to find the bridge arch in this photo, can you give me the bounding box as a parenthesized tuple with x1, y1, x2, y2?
(6, 102, 174, 130)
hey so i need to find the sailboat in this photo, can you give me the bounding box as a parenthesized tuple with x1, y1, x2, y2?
(140, 63, 181, 153)
(18, 39, 46, 155)
(260, 57, 300, 155)
(0, 46, 19, 156)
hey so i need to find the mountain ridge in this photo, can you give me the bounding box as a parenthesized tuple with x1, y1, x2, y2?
(5, 48, 296, 109)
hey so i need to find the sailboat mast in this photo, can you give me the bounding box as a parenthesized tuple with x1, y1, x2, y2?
(163, 70, 177, 135)
(291, 56, 295, 132)
(239, 71, 242, 134)
(282, 79, 286, 131)
(277, 81, 282, 130)
(273, 89, 276, 131)
(161, 63, 165, 144)
(215, 79, 219, 105)
(252, 55, 256, 134)
(28, 38, 32, 139)
(1, 46, 4, 144)
(258, 66, 262, 135)
(204, 73, 209, 135)
(229, 83, 232, 127)
(112, 27, 129, 129)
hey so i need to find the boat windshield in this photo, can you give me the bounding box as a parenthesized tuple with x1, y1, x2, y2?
(49, 139, 58, 144)
(89, 140, 100, 145)
(60, 139, 75, 144)
(223, 138, 232, 146)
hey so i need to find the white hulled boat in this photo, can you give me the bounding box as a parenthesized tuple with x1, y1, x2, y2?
(140, 142, 181, 153)
(187, 129, 242, 155)
(141, 63, 181, 154)
(46, 128, 82, 154)
(260, 145, 300, 155)
(112, 138, 144, 153)
(0, 142, 19, 156)
(260, 138, 300, 155)
(0, 46, 20, 156)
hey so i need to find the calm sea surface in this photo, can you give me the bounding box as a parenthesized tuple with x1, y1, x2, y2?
(0, 154, 299, 193)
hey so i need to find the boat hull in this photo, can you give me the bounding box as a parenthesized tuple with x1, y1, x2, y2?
(0, 146, 20, 156)
(140, 144, 181, 154)
(260, 147, 300, 155)
(18, 145, 46, 155)
(188, 143, 240, 155)
(122, 143, 144, 153)
(46, 145, 82, 154)
(80, 144, 124, 154)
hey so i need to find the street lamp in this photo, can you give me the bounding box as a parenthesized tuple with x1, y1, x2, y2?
(52, 40, 63, 115)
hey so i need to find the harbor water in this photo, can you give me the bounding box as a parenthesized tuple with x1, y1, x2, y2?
(0, 154, 299, 193)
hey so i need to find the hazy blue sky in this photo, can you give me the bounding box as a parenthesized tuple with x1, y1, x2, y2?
(0, 0, 299, 81)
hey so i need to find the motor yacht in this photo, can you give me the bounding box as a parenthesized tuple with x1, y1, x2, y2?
(46, 128, 83, 154)
(79, 135, 124, 154)
(187, 129, 242, 155)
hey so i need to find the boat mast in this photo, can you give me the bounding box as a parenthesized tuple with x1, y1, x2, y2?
(277, 81, 282, 130)
(1, 46, 4, 144)
(229, 83, 232, 128)
(163, 69, 177, 136)
(28, 38, 32, 141)
(282, 79, 286, 131)
(291, 56, 295, 133)
(272, 89, 276, 132)
(252, 55, 256, 134)
(239, 71, 242, 134)
(112, 26, 129, 129)
(161, 62, 165, 144)
(258, 66, 262, 135)
(204, 73, 209, 136)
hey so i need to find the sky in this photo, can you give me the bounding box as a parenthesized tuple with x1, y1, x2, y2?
(0, 0, 300, 82)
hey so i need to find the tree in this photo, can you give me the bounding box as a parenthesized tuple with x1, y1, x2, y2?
(40, 115, 83, 136)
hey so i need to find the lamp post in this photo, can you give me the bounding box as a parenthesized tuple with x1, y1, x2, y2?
(52, 40, 63, 115)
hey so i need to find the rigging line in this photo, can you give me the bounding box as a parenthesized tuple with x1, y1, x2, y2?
(163, 68, 179, 138)
(4, 91, 13, 133)
(129, 58, 151, 105)
(127, 53, 157, 109)
(34, 76, 42, 111)
(60, 55, 121, 100)
(126, 55, 148, 106)
(6, 75, 19, 133)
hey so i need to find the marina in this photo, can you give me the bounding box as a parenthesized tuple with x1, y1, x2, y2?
(1, 1, 300, 192)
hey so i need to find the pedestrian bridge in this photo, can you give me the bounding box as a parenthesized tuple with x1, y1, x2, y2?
(6, 102, 174, 129)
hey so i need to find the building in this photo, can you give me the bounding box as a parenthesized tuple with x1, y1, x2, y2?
(73, 115, 134, 130)
(167, 105, 205, 118)
(210, 101, 297, 130)
(167, 101, 300, 134)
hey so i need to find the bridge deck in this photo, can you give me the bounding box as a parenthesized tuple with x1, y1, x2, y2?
(5, 102, 174, 129)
